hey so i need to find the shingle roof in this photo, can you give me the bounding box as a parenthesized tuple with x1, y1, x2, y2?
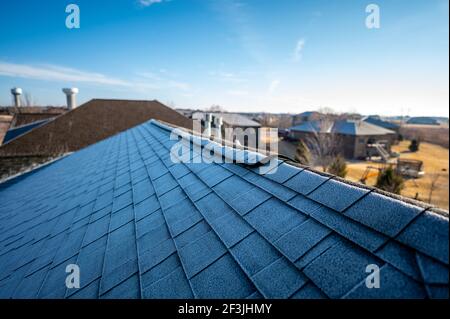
(0, 115, 13, 145)
(332, 120, 396, 136)
(11, 112, 64, 128)
(290, 120, 396, 136)
(289, 121, 329, 133)
(363, 116, 400, 131)
(0, 99, 192, 157)
(2, 119, 51, 144)
(0, 119, 448, 299)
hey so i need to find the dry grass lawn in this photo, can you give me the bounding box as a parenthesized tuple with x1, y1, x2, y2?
(345, 141, 449, 211)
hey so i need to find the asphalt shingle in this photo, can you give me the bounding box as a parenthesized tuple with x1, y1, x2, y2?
(344, 192, 424, 237)
(0, 119, 447, 299)
(284, 169, 330, 195)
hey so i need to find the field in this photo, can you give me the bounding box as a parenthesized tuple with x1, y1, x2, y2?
(346, 141, 449, 211)
(399, 124, 449, 148)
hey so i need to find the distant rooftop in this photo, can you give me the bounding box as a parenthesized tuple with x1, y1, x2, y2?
(363, 116, 400, 131)
(290, 120, 396, 136)
(192, 112, 261, 127)
(0, 119, 447, 299)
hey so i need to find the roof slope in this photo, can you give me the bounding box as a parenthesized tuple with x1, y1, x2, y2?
(289, 121, 330, 133)
(333, 120, 396, 136)
(0, 120, 448, 299)
(0, 115, 13, 145)
(364, 116, 400, 131)
(2, 119, 51, 144)
(12, 113, 60, 128)
(0, 99, 192, 157)
(290, 120, 396, 136)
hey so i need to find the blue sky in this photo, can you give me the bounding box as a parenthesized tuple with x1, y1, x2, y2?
(0, 0, 448, 116)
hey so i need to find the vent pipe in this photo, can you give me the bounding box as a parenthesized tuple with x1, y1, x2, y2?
(62, 88, 79, 110)
(214, 116, 223, 140)
(11, 88, 22, 107)
(204, 113, 213, 138)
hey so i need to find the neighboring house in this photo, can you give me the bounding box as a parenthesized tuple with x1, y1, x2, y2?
(0, 99, 192, 180)
(406, 117, 440, 125)
(292, 111, 322, 126)
(191, 112, 261, 148)
(0, 118, 447, 299)
(289, 120, 397, 159)
(363, 116, 400, 133)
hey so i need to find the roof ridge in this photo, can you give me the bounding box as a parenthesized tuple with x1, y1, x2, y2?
(151, 120, 448, 216)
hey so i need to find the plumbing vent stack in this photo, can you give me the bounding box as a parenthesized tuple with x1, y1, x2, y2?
(215, 116, 223, 140)
(11, 88, 22, 107)
(62, 88, 79, 110)
(205, 113, 213, 138)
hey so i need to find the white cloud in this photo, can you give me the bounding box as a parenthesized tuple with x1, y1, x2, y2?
(0, 61, 131, 86)
(138, 0, 166, 7)
(209, 71, 247, 83)
(293, 38, 306, 62)
(227, 90, 248, 96)
(268, 79, 280, 94)
(136, 71, 190, 91)
(0, 61, 190, 93)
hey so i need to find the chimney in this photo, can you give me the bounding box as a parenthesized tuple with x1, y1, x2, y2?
(11, 88, 22, 107)
(62, 88, 79, 110)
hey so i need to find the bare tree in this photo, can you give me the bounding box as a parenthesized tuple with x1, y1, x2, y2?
(206, 104, 227, 112)
(428, 171, 442, 204)
(305, 117, 342, 172)
(21, 91, 36, 107)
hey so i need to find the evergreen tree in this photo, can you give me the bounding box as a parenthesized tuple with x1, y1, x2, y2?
(409, 139, 420, 152)
(375, 166, 404, 194)
(295, 140, 311, 165)
(327, 155, 348, 178)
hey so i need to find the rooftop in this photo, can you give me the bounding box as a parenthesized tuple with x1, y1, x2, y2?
(0, 119, 447, 299)
(290, 120, 396, 136)
(0, 99, 193, 157)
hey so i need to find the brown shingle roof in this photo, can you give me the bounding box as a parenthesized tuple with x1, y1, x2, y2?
(0, 99, 193, 157)
(12, 113, 63, 127)
(0, 115, 13, 145)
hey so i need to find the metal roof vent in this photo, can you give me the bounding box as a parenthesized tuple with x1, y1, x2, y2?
(11, 87, 22, 107)
(62, 88, 79, 110)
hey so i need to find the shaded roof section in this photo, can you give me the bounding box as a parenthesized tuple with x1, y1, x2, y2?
(289, 121, 331, 133)
(0, 115, 13, 145)
(363, 116, 400, 131)
(0, 99, 193, 157)
(407, 117, 440, 125)
(290, 120, 396, 136)
(2, 119, 52, 144)
(192, 112, 261, 127)
(0, 107, 67, 127)
(0, 119, 447, 299)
